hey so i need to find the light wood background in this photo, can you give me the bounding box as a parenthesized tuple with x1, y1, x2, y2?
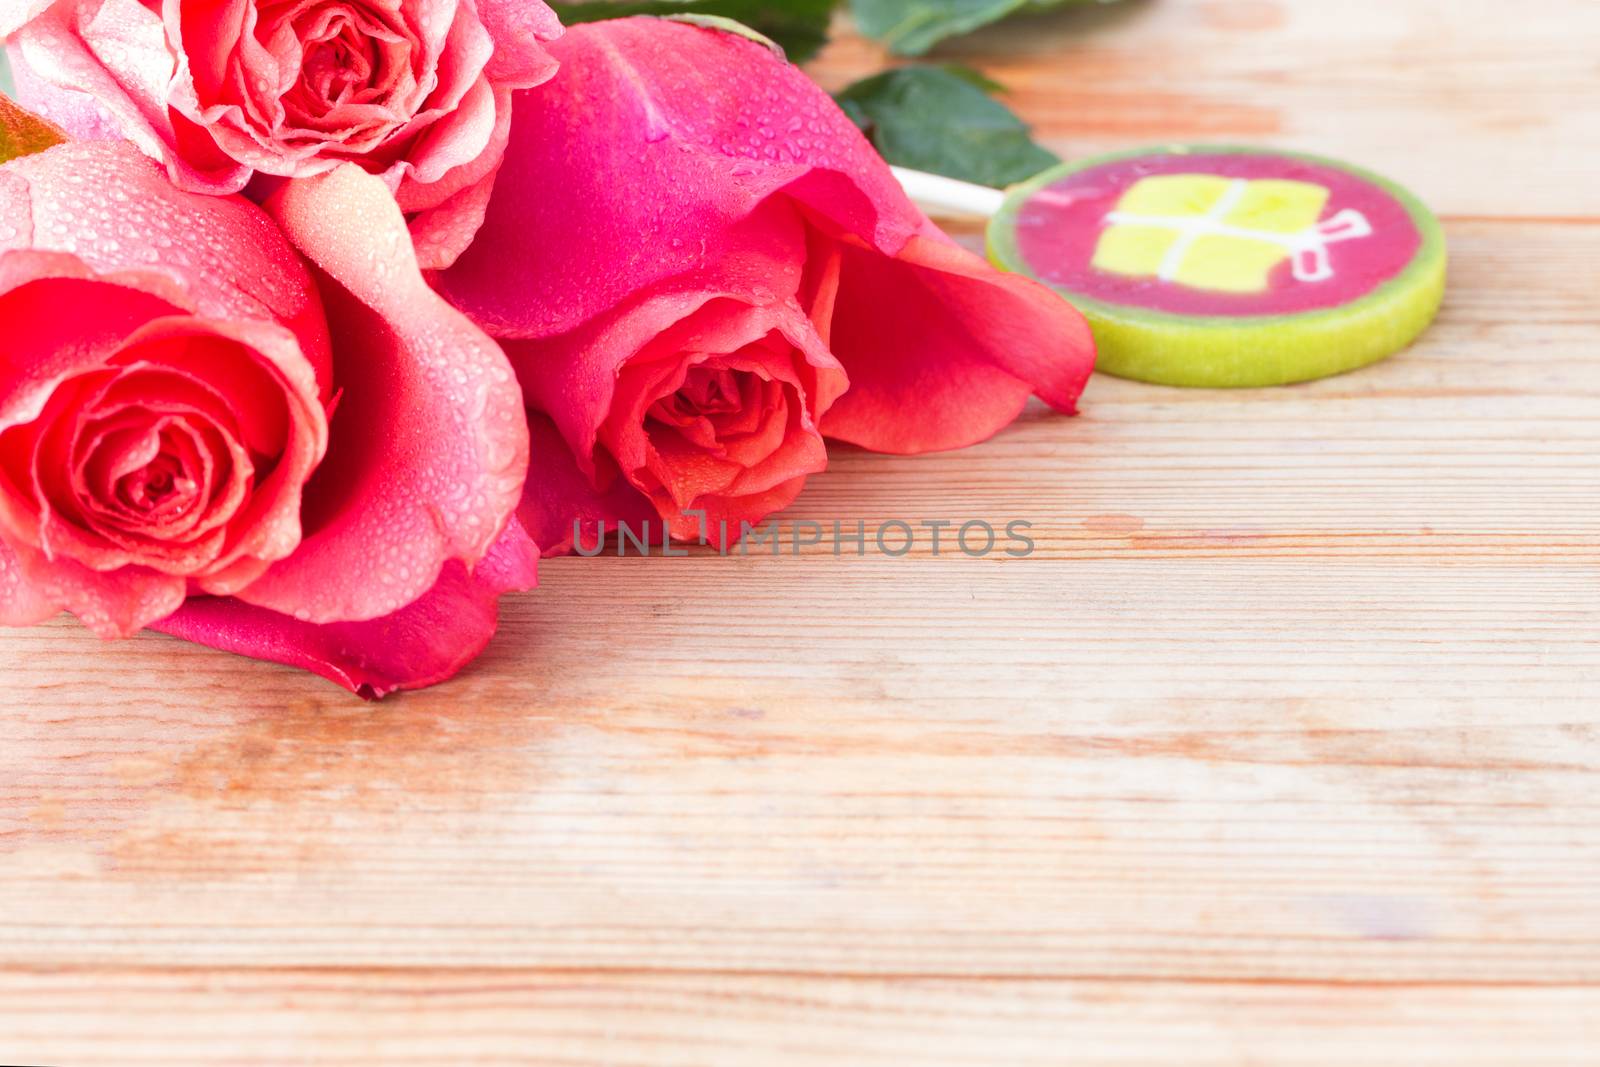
(4, 0, 1599, 1062)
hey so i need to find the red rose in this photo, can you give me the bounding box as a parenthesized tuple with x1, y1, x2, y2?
(2, 0, 562, 267)
(435, 18, 1095, 552)
(0, 140, 533, 696)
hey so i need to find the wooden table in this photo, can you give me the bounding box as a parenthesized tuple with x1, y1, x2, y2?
(4, 0, 1598, 1061)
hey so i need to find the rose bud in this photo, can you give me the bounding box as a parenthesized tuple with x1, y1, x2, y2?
(1, 0, 563, 267)
(434, 17, 1095, 553)
(0, 139, 533, 696)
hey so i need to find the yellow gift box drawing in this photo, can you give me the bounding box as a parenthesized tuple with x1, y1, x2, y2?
(1092, 174, 1374, 294)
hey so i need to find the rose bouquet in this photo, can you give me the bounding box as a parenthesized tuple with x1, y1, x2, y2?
(0, 3, 1094, 696)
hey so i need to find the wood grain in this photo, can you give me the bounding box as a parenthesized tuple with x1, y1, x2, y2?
(3, 972, 1598, 1066)
(3, 0, 1600, 1062)
(809, 0, 1600, 219)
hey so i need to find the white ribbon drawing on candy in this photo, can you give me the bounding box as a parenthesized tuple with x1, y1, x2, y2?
(1105, 178, 1374, 285)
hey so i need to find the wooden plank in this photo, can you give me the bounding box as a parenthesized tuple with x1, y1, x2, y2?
(5, 545, 1600, 982)
(810, 0, 1600, 219)
(2, 971, 1598, 1066)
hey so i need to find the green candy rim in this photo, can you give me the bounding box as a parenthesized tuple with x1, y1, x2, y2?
(987, 144, 1448, 388)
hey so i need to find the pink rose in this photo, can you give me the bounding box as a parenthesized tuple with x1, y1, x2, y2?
(1, 0, 561, 267)
(517, 275, 850, 549)
(434, 18, 1095, 552)
(0, 139, 533, 696)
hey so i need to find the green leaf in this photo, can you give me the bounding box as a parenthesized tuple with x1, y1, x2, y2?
(937, 64, 1004, 93)
(835, 65, 1058, 188)
(850, 0, 1119, 56)
(551, 0, 839, 62)
(0, 95, 66, 166)
(0, 50, 13, 99)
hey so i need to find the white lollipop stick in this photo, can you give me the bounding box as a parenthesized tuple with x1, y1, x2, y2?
(890, 166, 1006, 220)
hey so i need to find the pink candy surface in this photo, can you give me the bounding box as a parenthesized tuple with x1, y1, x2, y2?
(1012, 152, 1424, 318)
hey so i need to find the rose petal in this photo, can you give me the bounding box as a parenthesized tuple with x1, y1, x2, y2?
(471, 0, 562, 86)
(0, 533, 57, 626)
(403, 150, 501, 270)
(0, 0, 51, 37)
(13, 0, 251, 192)
(495, 200, 810, 458)
(433, 19, 904, 338)
(0, 268, 184, 430)
(2, 142, 334, 396)
(394, 72, 496, 189)
(396, 81, 512, 268)
(153, 514, 539, 698)
(519, 409, 655, 557)
(241, 163, 527, 623)
(820, 233, 1096, 453)
(410, 5, 496, 124)
(1, 531, 185, 636)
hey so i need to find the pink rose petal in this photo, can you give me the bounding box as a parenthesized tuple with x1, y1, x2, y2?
(239, 163, 528, 624)
(0, 533, 61, 626)
(13, 0, 251, 192)
(518, 410, 654, 556)
(472, 0, 563, 85)
(154, 514, 539, 698)
(820, 232, 1095, 453)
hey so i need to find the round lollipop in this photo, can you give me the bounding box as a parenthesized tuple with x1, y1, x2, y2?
(895, 146, 1447, 388)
